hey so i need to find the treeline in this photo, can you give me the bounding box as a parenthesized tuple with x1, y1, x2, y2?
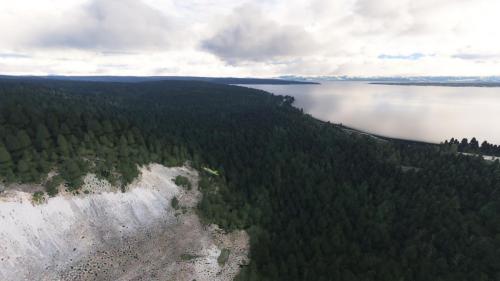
(0, 79, 499, 281)
(445, 137, 500, 157)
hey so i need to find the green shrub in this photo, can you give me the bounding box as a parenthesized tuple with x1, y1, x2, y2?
(180, 253, 199, 261)
(171, 196, 179, 209)
(32, 191, 45, 204)
(174, 175, 191, 189)
(217, 248, 230, 266)
(45, 175, 63, 197)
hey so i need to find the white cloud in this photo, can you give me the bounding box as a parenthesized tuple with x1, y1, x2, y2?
(32, 0, 175, 51)
(0, 0, 500, 76)
(201, 4, 317, 63)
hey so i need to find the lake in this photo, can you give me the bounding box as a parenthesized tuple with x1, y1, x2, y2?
(244, 82, 500, 144)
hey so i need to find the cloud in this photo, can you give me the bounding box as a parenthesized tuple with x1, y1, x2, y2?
(355, 0, 411, 19)
(201, 4, 316, 64)
(1, 0, 500, 76)
(350, 0, 415, 34)
(452, 53, 500, 60)
(378, 53, 426, 60)
(33, 0, 173, 51)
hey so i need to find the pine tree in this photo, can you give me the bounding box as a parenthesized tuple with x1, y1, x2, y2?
(57, 135, 70, 158)
(8, 107, 28, 127)
(61, 159, 84, 190)
(17, 130, 32, 150)
(119, 136, 129, 158)
(103, 120, 114, 135)
(16, 159, 30, 181)
(0, 145, 13, 174)
(35, 124, 51, 150)
(5, 134, 21, 153)
(47, 113, 59, 135)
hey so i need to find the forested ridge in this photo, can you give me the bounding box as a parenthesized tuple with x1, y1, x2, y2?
(445, 137, 500, 157)
(0, 79, 499, 281)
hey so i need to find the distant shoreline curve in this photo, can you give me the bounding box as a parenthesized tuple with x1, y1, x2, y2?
(370, 82, 500, 88)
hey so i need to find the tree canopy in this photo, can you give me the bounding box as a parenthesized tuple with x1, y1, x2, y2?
(0, 78, 499, 281)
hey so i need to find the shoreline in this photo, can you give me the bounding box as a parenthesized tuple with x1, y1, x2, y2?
(237, 83, 440, 146)
(335, 124, 438, 145)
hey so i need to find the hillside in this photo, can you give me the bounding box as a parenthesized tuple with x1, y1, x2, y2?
(0, 79, 499, 281)
(0, 164, 248, 280)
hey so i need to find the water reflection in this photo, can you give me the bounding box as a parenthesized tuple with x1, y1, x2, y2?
(244, 82, 500, 144)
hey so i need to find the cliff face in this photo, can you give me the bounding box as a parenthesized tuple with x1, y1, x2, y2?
(0, 164, 248, 281)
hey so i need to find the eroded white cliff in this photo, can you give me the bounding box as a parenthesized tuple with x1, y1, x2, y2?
(0, 164, 248, 281)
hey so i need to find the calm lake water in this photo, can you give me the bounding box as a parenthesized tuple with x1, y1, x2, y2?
(245, 82, 500, 144)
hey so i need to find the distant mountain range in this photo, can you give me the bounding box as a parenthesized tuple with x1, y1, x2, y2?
(279, 75, 500, 83)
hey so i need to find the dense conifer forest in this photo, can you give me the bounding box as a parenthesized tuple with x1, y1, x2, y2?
(0, 79, 499, 281)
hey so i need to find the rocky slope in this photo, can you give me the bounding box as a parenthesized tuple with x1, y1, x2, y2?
(0, 164, 248, 281)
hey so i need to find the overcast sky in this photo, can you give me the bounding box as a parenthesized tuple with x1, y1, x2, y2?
(1, 0, 500, 77)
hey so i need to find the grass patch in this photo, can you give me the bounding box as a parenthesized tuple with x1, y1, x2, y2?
(202, 167, 219, 176)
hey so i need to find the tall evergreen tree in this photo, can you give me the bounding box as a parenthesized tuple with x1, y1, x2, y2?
(57, 135, 70, 158)
(35, 124, 51, 151)
(0, 144, 13, 174)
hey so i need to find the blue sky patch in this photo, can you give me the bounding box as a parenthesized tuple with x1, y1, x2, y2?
(378, 53, 425, 60)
